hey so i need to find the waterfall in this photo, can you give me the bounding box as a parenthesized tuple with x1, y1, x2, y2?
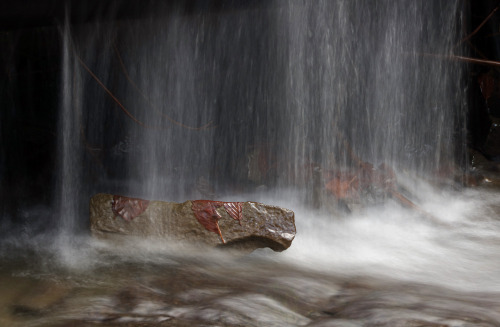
(57, 21, 83, 235)
(57, 0, 466, 232)
(279, 0, 466, 203)
(282, 1, 465, 173)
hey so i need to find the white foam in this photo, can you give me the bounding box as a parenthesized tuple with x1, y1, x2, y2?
(278, 187, 500, 292)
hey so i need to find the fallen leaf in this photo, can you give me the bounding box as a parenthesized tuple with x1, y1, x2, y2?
(111, 195, 150, 221)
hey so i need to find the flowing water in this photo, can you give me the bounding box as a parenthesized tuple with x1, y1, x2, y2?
(3, 0, 500, 326)
(2, 187, 500, 326)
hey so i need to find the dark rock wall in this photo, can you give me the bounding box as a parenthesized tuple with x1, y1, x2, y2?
(468, 0, 500, 161)
(0, 27, 60, 225)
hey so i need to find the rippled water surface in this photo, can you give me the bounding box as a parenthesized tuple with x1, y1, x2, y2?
(2, 186, 500, 326)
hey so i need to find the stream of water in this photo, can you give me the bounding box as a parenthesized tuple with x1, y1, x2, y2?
(2, 185, 500, 326)
(3, 0, 500, 326)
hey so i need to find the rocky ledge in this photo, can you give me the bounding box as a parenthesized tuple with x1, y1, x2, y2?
(89, 194, 296, 252)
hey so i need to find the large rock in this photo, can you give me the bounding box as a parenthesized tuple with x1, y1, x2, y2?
(89, 194, 296, 252)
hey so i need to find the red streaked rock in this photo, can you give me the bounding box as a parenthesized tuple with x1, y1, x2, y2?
(90, 194, 296, 252)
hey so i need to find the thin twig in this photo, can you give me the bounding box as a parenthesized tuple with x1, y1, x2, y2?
(71, 38, 216, 130)
(415, 52, 500, 68)
(74, 52, 148, 128)
(456, 2, 500, 47)
(390, 189, 443, 225)
(465, 39, 490, 61)
(113, 44, 215, 131)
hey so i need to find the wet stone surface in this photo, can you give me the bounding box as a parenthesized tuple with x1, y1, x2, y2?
(3, 186, 500, 326)
(2, 253, 500, 327)
(90, 194, 296, 252)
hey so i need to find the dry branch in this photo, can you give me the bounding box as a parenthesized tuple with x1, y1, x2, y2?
(74, 52, 148, 128)
(113, 44, 215, 131)
(72, 43, 215, 131)
(456, 2, 500, 47)
(416, 52, 500, 68)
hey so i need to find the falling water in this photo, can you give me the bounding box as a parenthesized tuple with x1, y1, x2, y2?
(58, 0, 466, 225)
(54, 0, 469, 282)
(8, 1, 500, 326)
(57, 21, 81, 235)
(281, 1, 465, 178)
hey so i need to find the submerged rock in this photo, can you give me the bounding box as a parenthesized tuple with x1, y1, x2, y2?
(89, 194, 296, 252)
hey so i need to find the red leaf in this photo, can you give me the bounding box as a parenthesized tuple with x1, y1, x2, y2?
(111, 195, 150, 221)
(191, 200, 245, 243)
(191, 200, 225, 243)
(223, 202, 243, 225)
